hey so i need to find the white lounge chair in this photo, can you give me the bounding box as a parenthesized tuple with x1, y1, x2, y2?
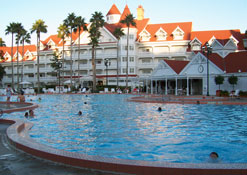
(104, 88, 109, 93)
(230, 89, 240, 98)
(111, 88, 115, 93)
(81, 88, 86, 93)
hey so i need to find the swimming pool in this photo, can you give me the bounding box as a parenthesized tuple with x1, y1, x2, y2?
(1, 94, 247, 163)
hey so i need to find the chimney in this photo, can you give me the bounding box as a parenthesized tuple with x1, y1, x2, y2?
(137, 5, 144, 20)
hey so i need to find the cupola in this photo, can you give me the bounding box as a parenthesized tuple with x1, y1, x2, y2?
(106, 4, 121, 24)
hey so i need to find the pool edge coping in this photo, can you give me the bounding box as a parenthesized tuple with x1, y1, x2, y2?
(1, 118, 247, 175)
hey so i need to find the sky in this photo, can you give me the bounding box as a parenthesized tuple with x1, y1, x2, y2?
(1, 0, 247, 46)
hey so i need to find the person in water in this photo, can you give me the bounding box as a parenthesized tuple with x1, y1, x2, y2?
(158, 107, 162, 112)
(78, 111, 82, 115)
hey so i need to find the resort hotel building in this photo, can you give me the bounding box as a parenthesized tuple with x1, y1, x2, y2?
(1, 4, 247, 95)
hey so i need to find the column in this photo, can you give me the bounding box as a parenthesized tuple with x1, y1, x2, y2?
(151, 79, 153, 94)
(190, 79, 193, 95)
(146, 79, 148, 94)
(155, 80, 157, 94)
(187, 77, 189, 96)
(175, 77, 178, 96)
(165, 78, 168, 95)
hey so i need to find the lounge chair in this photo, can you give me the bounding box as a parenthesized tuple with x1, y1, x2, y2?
(81, 88, 86, 93)
(104, 88, 109, 93)
(230, 89, 240, 98)
(111, 88, 115, 93)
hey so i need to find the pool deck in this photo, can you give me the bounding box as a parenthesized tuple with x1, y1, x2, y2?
(1, 94, 247, 174)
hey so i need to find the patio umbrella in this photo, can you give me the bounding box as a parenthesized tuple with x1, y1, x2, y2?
(19, 81, 32, 85)
(64, 80, 75, 84)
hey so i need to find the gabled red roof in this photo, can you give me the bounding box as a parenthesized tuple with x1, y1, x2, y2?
(164, 59, 190, 74)
(208, 51, 247, 73)
(141, 22, 192, 42)
(191, 29, 245, 50)
(107, 4, 121, 15)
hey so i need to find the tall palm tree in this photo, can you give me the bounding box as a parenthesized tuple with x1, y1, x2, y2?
(19, 29, 31, 83)
(0, 38, 6, 46)
(57, 24, 69, 86)
(74, 16, 87, 84)
(120, 14, 136, 89)
(64, 13, 77, 88)
(5, 22, 17, 88)
(31, 19, 47, 94)
(113, 27, 125, 89)
(89, 11, 104, 92)
(15, 23, 24, 90)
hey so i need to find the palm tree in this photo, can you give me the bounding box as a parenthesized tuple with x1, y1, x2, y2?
(15, 23, 24, 90)
(31, 19, 47, 93)
(0, 38, 6, 46)
(5, 22, 17, 88)
(74, 16, 87, 84)
(113, 27, 125, 89)
(63, 13, 77, 88)
(120, 14, 136, 89)
(57, 24, 69, 86)
(89, 11, 104, 92)
(19, 29, 31, 83)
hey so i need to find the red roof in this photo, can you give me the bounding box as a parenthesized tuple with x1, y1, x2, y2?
(164, 59, 190, 74)
(107, 4, 121, 15)
(120, 5, 131, 21)
(141, 22, 192, 42)
(208, 51, 247, 73)
(191, 29, 245, 49)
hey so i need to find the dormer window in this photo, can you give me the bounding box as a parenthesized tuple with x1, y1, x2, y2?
(229, 35, 239, 46)
(190, 37, 202, 51)
(155, 28, 167, 41)
(139, 29, 151, 41)
(172, 26, 184, 40)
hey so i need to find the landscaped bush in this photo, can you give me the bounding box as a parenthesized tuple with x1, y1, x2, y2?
(239, 91, 247, 97)
(220, 90, 229, 97)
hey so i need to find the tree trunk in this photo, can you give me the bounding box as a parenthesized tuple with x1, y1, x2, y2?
(92, 45, 96, 92)
(11, 33, 14, 89)
(70, 28, 73, 88)
(62, 38, 65, 87)
(21, 40, 24, 84)
(78, 29, 81, 85)
(126, 27, 129, 89)
(116, 40, 119, 88)
(37, 33, 40, 94)
(17, 41, 19, 90)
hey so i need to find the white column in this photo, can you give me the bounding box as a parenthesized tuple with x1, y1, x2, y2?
(146, 79, 148, 94)
(155, 80, 157, 94)
(151, 79, 153, 94)
(187, 77, 189, 96)
(190, 79, 193, 95)
(175, 77, 178, 96)
(165, 78, 168, 95)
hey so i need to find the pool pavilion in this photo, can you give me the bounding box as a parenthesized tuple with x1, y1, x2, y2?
(145, 51, 247, 96)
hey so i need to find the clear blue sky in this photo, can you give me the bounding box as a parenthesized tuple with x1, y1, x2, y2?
(1, 0, 247, 46)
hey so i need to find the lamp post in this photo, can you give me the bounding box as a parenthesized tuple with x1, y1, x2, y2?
(56, 61, 62, 93)
(104, 58, 111, 86)
(202, 43, 212, 96)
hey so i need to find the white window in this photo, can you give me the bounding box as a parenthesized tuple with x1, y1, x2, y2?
(172, 26, 184, 40)
(129, 45, 134, 50)
(129, 57, 134, 62)
(122, 68, 126, 73)
(130, 34, 134, 40)
(129, 68, 134, 73)
(155, 28, 167, 41)
(142, 69, 152, 74)
(122, 57, 127, 62)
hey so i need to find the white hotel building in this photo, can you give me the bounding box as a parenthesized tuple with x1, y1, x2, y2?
(1, 4, 247, 95)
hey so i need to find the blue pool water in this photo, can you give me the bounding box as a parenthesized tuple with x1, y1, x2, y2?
(1, 94, 247, 163)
